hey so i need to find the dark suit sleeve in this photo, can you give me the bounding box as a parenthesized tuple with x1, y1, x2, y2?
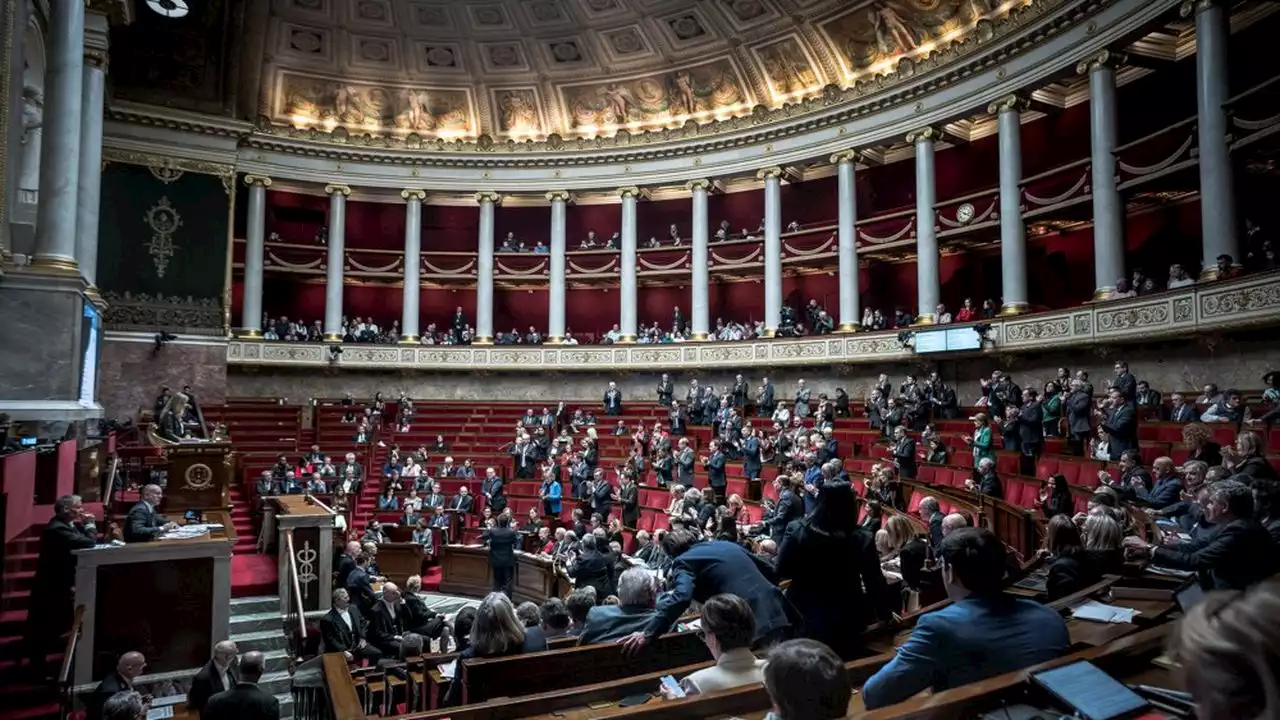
(644, 563, 694, 638)
(186, 668, 213, 714)
(127, 505, 164, 540)
(862, 613, 948, 709)
(1102, 406, 1136, 436)
(1152, 526, 1240, 572)
(862, 535, 892, 621)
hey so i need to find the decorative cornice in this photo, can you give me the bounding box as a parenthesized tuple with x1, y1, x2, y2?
(401, 189, 427, 202)
(986, 94, 1030, 115)
(756, 167, 784, 181)
(906, 127, 943, 144)
(244, 174, 272, 188)
(1076, 49, 1128, 75)
(101, 148, 235, 179)
(324, 183, 351, 197)
(545, 190, 573, 204)
(475, 191, 502, 205)
(829, 150, 859, 165)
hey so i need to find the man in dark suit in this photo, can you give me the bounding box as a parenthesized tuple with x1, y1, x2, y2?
(1132, 457, 1183, 509)
(891, 426, 917, 479)
(1097, 388, 1137, 461)
(742, 428, 763, 481)
(366, 582, 408, 657)
(403, 575, 448, 643)
(580, 567, 658, 644)
(621, 529, 792, 654)
(965, 458, 1004, 500)
(918, 496, 944, 551)
(124, 484, 175, 543)
(186, 641, 239, 717)
(24, 494, 97, 673)
(1111, 361, 1137, 403)
(570, 534, 615, 600)
(484, 514, 521, 597)
(1169, 393, 1198, 423)
(703, 440, 727, 504)
(1064, 379, 1094, 456)
(333, 541, 361, 590)
(1127, 479, 1279, 590)
(204, 651, 279, 720)
(758, 377, 775, 417)
(448, 486, 474, 514)
(88, 652, 147, 720)
(589, 470, 614, 523)
(657, 374, 674, 407)
(604, 381, 623, 416)
(1018, 389, 1044, 475)
(320, 588, 382, 663)
(344, 553, 378, 614)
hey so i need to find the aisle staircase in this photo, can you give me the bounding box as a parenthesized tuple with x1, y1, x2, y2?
(228, 595, 296, 719)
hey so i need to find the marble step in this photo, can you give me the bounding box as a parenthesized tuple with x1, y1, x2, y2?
(230, 595, 280, 617)
(230, 609, 284, 635)
(230, 628, 292, 654)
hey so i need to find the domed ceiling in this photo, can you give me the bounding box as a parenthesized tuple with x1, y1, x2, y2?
(262, 0, 1022, 141)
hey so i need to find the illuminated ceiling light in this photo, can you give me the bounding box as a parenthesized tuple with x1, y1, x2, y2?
(146, 0, 189, 19)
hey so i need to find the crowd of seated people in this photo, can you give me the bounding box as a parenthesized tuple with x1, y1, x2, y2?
(494, 219, 815, 255)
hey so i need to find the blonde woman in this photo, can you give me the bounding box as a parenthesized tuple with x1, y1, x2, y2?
(442, 592, 544, 705)
(665, 484, 686, 516)
(1172, 578, 1280, 719)
(1081, 512, 1125, 575)
(880, 515, 929, 591)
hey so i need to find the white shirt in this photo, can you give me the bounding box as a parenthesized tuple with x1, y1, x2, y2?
(215, 662, 232, 691)
(337, 607, 353, 631)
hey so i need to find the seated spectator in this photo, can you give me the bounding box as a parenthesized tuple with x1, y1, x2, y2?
(763, 639, 852, 720)
(1125, 479, 1279, 590)
(580, 567, 658, 644)
(935, 303, 952, 324)
(1214, 253, 1240, 280)
(1038, 473, 1075, 520)
(1172, 577, 1280, 719)
(1167, 263, 1195, 289)
(861, 528, 1070, 708)
(1202, 389, 1247, 424)
(1170, 393, 1198, 423)
(515, 601, 541, 628)
(442, 592, 546, 706)
(955, 298, 977, 322)
(376, 487, 399, 511)
(1043, 514, 1102, 600)
(1224, 430, 1279, 483)
(1099, 449, 1151, 500)
(1132, 457, 1182, 508)
(1110, 277, 1136, 299)
(565, 587, 597, 637)
(660, 594, 766, 697)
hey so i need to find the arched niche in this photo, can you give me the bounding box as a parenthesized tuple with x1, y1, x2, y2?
(18, 1, 46, 207)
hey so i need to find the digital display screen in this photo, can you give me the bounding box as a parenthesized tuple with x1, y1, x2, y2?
(1032, 661, 1148, 720)
(914, 327, 982, 353)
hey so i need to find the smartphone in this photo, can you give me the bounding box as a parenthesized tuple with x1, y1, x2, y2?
(660, 674, 686, 698)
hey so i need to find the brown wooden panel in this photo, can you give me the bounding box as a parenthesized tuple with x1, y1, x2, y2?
(93, 557, 212, 678)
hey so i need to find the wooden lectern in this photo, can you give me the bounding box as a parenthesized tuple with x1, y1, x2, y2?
(164, 443, 234, 510)
(438, 546, 563, 603)
(274, 496, 338, 615)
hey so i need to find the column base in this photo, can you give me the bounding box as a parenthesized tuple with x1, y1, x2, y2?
(235, 328, 264, 340)
(1092, 287, 1115, 301)
(836, 322, 858, 333)
(84, 285, 107, 310)
(473, 336, 494, 345)
(912, 314, 936, 326)
(29, 255, 80, 275)
(323, 333, 343, 342)
(545, 336, 564, 345)
(397, 335, 420, 344)
(617, 335, 637, 344)
(998, 302, 1030, 316)
(760, 328, 776, 339)
(690, 332, 710, 342)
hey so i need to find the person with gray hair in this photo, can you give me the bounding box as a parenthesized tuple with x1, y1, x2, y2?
(1124, 479, 1279, 590)
(515, 601, 541, 628)
(26, 493, 98, 672)
(203, 650, 279, 720)
(964, 457, 1003, 499)
(941, 513, 970, 538)
(124, 484, 176, 542)
(579, 567, 658, 644)
(101, 690, 145, 720)
(187, 639, 239, 715)
(917, 496, 943, 550)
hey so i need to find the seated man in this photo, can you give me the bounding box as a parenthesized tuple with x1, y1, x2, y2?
(402, 575, 449, 647)
(525, 597, 573, 647)
(762, 639, 852, 720)
(89, 652, 147, 720)
(565, 586, 598, 637)
(861, 528, 1069, 709)
(964, 458, 1004, 500)
(319, 588, 382, 664)
(580, 567, 659, 644)
(366, 582, 408, 658)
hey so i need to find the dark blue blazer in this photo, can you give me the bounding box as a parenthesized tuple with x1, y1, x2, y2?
(862, 595, 1070, 709)
(705, 451, 727, 488)
(1134, 474, 1182, 509)
(578, 604, 659, 645)
(642, 540, 790, 643)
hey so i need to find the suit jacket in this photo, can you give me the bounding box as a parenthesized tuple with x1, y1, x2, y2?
(345, 567, 377, 612)
(1113, 372, 1137, 403)
(449, 494, 474, 513)
(761, 383, 775, 408)
(484, 527, 520, 569)
(604, 389, 623, 412)
(1153, 518, 1279, 590)
(1170, 404, 1198, 423)
(590, 481, 614, 518)
(124, 501, 165, 542)
(705, 451, 727, 488)
(642, 540, 790, 643)
(862, 596, 1070, 709)
(486, 479, 507, 513)
(33, 518, 96, 600)
(88, 672, 132, 720)
(1018, 402, 1044, 446)
(976, 471, 1004, 500)
(1065, 391, 1094, 436)
(319, 605, 367, 653)
(1134, 474, 1183, 509)
(367, 601, 408, 656)
(187, 659, 239, 716)
(334, 554, 357, 590)
(204, 682, 280, 720)
(1101, 403, 1137, 459)
(892, 437, 917, 479)
(571, 549, 615, 599)
(578, 604, 659, 644)
(676, 448, 695, 484)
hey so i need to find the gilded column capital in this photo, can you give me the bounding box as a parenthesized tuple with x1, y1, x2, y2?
(244, 174, 273, 188)
(617, 186, 643, 199)
(906, 127, 942, 144)
(324, 183, 352, 197)
(829, 149, 859, 165)
(987, 94, 1029, 116)
(685, 179, 713, 193)
(756, 167, 784, 181)
(546, 190, 573, 203)
(83, 48, 109, 70)
(1076, 49, 1126, 75)
(1180, 0, 1219, 17)
(475, 191, 502, 205)
(401, 188, 427, 202)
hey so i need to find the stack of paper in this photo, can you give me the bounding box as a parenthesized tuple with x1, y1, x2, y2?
(1071, 601, 1140, 624)
(438, 660, 458, 679)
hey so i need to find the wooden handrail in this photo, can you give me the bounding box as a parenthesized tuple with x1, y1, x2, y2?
(58, 604, 86, 687)
(284, 529, 308, 640)
(322, 652, 366, 720)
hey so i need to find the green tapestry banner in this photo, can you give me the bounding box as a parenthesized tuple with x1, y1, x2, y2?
(97, 161, 231, 302)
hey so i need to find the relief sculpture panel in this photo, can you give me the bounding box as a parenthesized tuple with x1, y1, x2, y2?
(557, 58, 749, 132)
(278, 72, 475, 137)
(821, 0, 1001, 79)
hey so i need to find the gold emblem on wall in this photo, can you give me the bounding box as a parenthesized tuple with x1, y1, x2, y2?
(183, 462, 214, 490)
(296, 540, 318, 599)
(144, 196, 184, 278)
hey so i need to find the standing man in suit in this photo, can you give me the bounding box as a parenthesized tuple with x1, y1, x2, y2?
(668, 401, 687, 435)
(1096, 387, 1137, 461)
(1111, 361, 1137, 404)
(918, 497, 944, 551)
(589, 469, 614, 523)
(88, 652, 147, 720)
(484, 514, 521, 597)
(758, 377, 775, 417)
(675, 438, 696, 487)
(204, 651, 279, 720)
(891, 426, 917, 479)
(861, 528, 1069, 708)
(320, 588, 381, 663)
(333, 541, 361, 590)
(657, 374, 674, 407)
(703, 440, 727, 504)
(344, 553, 378, 614)
(742, 426, 763, 482)
(125, 484, 175, 543)
(604, 381, 623, 416)
(186, 640, 239, 717)
(485, 470, 507, 515)
(24, 494, 97, 674)
(732, 375, 749, 409)
(1064, 379, 1094, 456)
(1018, 389, 1044, 476)
(793, 379, 811, 419)
(366, 582, 408, 657)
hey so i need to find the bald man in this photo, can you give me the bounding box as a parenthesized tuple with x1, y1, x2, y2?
(941, 513, 969, 537)
(187, 640, 239, 717)
(367, 582, 408, 657)
(124, 484, 175, 542)
(88, 651, 146, 720)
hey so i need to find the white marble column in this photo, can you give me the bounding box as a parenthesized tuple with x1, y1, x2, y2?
(687, 179, 712, 340)
(322, 184, 350, 341)
(908, 128, 940, 324)
(32, 0, 87, 271)
(474, 192, 500, 344)
(1186, 0, 1238, 278)
(758, 167, 783, 337)
(240, 176, 272, 337)
(990, 95, 1030, 315)
(618, 187, 641, 343)
(831, 151, 860, 331)
(75, 10, 109, 297)
(546, 191, 571, 343)
(400, 189, 426, 343)
(1078, 51, 1125, 299)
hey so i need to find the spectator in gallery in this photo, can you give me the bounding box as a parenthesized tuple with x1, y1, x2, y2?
(1110, 278, 1136, 299)
(606, 231, 621, 249)
(893, 307, 913, 328)
(646, 235, 661, 249)
(980, 298, 997, 318)
(860, 308, 874, 330)
(533, 240, 548, 254)
(1167, 263, 1195, 289)
(955, 298, 977, 322)
(1214, 253, 1240, 280)
(669, 223, 682, 245)
(714, 220, 731, 241)
(935, 303, 952, 324)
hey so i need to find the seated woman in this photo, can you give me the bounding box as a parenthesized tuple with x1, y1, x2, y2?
(606, 517, 625, 547)
(442, 593, 546, 706)
(155, 393, 190, 443)
(522, 507, 543, 534)
(376, 487, 399, 512)
(1082, 512, 1127, 575)
(1039, 473, 1075, 520)
(880, 515, 931, 597)
(660, 594, 767, 698)
(411, 517, 433, 552)
(1043, 514, 1101, 600)
(860, 500, 884, 532)
(924, 437, 948, 465)
(664, 484, 686, 516)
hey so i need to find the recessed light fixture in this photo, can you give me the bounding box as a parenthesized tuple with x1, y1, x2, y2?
(146, 0, 190, 19)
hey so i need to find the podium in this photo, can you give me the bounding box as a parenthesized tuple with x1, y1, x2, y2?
(438, 546, 563, 603)
(273, 496, 338, 615)
(164, 443, 234, 510)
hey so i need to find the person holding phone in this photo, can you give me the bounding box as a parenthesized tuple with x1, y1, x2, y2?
(658, 594, 767, 698)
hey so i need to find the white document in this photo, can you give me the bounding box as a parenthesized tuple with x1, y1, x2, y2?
(149, 695, 185, 708)
(146, 706, 174, 720)
(438, 660, 458, 679)
(1071, 601, 1140, 624)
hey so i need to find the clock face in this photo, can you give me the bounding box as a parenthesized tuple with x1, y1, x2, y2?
(956, 202, 975, 224)
(147, 0, 190, 18)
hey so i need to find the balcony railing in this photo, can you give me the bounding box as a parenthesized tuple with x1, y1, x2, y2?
(227, 270, 1280, 372)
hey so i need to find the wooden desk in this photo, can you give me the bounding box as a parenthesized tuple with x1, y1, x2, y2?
(438, 546, 563, 603)
(274, 495, 339, 614)
(72, 511, 235, 686)
(377, 542, 426, 586)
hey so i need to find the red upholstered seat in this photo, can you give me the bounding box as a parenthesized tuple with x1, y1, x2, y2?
(745, 504, 764, 523)
(1156, 425, 1185, 444)
(918, 465, 938, 483)
(621, 528, 636, 553)
(1036, 458, 1059, 480)
(1138, 425, 1161, 442)
(907, 491, 924, 514)
(1073, 493, 1090, 514)
(726, 478, 747, 499)
(954, 449, 974, 468)
(652, 514, 670, 531)
(1169, 447, 1191, 465)
(1210, 427, 1237, 446)
(996, 453, 1019, 476)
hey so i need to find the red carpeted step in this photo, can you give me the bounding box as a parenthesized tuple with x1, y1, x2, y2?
(231, 554, 278, 598)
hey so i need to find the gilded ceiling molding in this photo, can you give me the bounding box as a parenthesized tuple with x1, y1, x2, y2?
(987, 94, 1030, 115)
(756, 167, 784, 181)
(829, 149, 859, 165)
(323, 183, 352, 197)
(617, 187, 644, 199)
(906, 127, 944, 144)
(685, 179, 713, 193)
(545, 190, 572, 204)
(1180, 0, 1218, 17)
(102, 148, 235, 179)
(401, 189, 427, 202)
